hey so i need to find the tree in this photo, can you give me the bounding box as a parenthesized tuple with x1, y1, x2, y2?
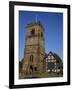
(19, 58, 24, 73)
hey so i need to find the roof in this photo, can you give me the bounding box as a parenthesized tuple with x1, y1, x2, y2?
(47, 51, 63, 63)
(26, 21, 44, 31)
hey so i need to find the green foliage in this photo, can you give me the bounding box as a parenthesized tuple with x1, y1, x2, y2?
(19, 58, 24, 73)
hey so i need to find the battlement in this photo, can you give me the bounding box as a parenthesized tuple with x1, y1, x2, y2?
(26, 21, 44, 31)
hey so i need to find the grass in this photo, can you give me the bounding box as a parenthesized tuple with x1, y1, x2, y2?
(19, 72, 63, 79)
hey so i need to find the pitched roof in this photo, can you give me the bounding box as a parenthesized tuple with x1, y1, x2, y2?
(47, 51, 63, 63)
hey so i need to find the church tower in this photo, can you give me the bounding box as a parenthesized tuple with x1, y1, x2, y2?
(22, 21, 45, 74)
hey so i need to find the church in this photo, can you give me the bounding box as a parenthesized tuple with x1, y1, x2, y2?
(22, 21, 45, 74)
(21, 21, 63, 77)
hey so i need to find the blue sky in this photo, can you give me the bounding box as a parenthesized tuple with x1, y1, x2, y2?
(19, 11, 63, 61)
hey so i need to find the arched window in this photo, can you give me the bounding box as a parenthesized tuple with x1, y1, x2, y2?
(41, 32, 43, 37)
(35, 67, 37, 71)
(31, 29, 35, 36)
(30, 55, 33, 62)
(30, 65, 33, 72)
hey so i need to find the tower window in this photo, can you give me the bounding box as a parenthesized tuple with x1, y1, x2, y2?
(35, 67, 37, 71)
(30, 65, 33, 72)
(30, 55, 33, 62)
(31, 29, 35, 36)
(41, 32, 43, 37)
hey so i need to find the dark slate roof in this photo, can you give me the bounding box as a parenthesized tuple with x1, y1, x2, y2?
(26, 21, 44, 31)
(53, 53, 62, 63)
(47, 51, 63, 63)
